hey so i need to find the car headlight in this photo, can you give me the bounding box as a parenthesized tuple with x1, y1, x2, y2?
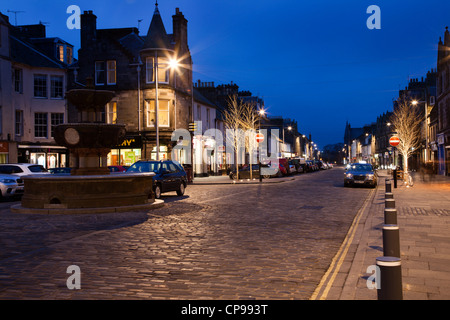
(367, 174, 374, 180)
(346, 173, 353, 179)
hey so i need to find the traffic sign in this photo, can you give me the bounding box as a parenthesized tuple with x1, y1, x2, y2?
(389, 136, 400, 147)
(256, 133, 264, 144)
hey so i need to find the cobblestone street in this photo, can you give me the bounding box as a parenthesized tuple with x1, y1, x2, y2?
(0, 168, 372, 300)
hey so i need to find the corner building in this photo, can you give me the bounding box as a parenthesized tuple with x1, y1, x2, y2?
(70, 4, 193, 165)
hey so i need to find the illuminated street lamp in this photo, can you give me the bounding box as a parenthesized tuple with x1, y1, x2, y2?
(258, 108, 265, 182)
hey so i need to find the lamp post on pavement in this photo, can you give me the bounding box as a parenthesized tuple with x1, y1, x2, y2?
(153, 55, 179, 160)
(412, 97, 429, 163)
(258, 108, 265, 182)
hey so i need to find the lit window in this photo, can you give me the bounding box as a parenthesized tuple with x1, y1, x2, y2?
(145, 57, 169, 84)
(66, 47, 73, 64)
(107, 102, 118, 124)
(58, 45, 65, 63)
(146, 100, 170, 127)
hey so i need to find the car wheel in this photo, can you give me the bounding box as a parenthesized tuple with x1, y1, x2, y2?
(154, 185, 162, 199)
(231, 173, 237, 180)
(176, 182, 185, 196)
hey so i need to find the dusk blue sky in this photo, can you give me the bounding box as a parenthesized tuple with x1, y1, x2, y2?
(2, 0, 449, 149)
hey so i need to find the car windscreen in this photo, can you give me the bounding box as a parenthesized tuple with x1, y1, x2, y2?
(350, 164, 373, 171)
(127, 162, 160, 173)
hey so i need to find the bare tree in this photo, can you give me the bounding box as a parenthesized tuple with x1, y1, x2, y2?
(390, 95, 422, 173)
(222, 95, 259, 180)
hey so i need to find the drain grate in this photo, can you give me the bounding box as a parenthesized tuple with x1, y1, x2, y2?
(399, 207, 450, 216)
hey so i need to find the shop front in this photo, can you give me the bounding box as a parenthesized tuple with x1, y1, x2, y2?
(18, 144, 68, 169)
(108, 135, 143, 167)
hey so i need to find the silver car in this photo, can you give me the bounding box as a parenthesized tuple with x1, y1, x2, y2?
(344, 163, 378, 188)
(0, 174, 24, 199)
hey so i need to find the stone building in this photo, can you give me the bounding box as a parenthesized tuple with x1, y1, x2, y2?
(70, 3, 193, 165)
(437, 27, 450, 176)
(0, 13, 72, 168)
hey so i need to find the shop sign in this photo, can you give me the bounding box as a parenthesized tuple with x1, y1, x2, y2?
(119, 136, 142, 149)
(437, 134, 444, 145)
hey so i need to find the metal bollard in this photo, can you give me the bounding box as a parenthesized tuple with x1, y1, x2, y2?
(393, 169, 397, 188)
(385, 192, 394, 199)
(385, 198, 395, 209)
(382, 224, 400, 258)
(385, 179, 392, 193)
(376, 256, 403, 300)
(384, 208, 398, 225)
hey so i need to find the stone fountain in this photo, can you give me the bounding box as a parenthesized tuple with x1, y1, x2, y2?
(12, 78, 164, 214)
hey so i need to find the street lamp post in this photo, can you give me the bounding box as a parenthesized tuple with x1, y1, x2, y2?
(412, 98, 429, 164)
(153, 55, 179, 161)
(258, 108, 265, 182)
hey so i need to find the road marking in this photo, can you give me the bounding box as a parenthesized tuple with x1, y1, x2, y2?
(310, 187, 375, 300)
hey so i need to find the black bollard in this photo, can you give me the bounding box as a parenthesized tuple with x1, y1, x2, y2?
(385, 179, 392, 193)
(385, 198, 395, 209)
(393, 169, 397, 188)
(384, 208, 398, 225)
(382, 224, 401, 258)
(376, 256, 403, 300)
(385, 192, 394, 199)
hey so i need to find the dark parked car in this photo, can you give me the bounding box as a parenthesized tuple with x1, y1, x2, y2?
(126, 160, 187, 199)
(229, 164, 262, 180)
(344, 163, 378, 188)
(49, 167, 72, 175)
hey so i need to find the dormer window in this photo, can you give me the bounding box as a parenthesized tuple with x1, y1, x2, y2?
(57, 44, 74, 64)
(58, 45, 65, 63)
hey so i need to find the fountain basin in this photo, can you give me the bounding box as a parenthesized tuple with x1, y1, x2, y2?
(11, 173, 164, 214)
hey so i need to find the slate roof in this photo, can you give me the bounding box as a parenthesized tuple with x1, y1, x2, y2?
(10, 35, 66, 69)
(141, 3, 172, 50)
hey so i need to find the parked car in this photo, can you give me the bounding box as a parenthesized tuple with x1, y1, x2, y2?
(126, 160, 187, 199)
(318, 161, 328, 170)
(288, 160, 297, 174)
(290, 158, 306, 173)
(49, 167, 72, 175)
(344, 163, 378, 188)
(306, 160, 318, 172)
(0, 174, 24, 199)
(108, 165, 128, 173)
(278, 158, 291, 175)
(0, 164, 49, 177)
